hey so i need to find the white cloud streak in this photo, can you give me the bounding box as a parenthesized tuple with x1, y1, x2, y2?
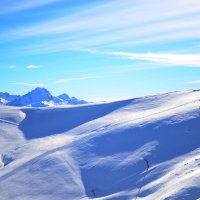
(108, 52, 200, 67)
(26, 65, 41, 69)
(186, 80, 200, 84)
(12, 82, 44, 87)
(55, 76, 93, 83)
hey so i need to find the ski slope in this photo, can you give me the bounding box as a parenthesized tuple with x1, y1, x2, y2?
(0, 90, 200, 200)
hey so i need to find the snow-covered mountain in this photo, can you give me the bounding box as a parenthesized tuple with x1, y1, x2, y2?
(1, 87, 87, 107)
(0, 92, 19, 105)
(57, 93, 87, 105)
(8, 88, 54, 107)
(0, 90, 200, 200)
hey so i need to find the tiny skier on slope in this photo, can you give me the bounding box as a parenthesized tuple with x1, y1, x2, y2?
(144, 158, 150, 170)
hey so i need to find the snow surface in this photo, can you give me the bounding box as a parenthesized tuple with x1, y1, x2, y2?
(0, 90, 200, 200)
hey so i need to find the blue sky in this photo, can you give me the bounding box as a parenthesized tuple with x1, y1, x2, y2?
(0, 0, 200, 101)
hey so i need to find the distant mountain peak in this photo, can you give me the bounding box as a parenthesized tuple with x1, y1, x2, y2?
(56, 93, 87, 105)
(28, 87, 51, 96)
(27, 87, 52, 99)
(0, 88, 87, 107)
(31, 87, 50, 92)
(58, 93, 70, 100)
(32, 87, 48, 91)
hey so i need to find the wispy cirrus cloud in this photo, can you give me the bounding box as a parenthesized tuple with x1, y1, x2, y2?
(26, 65, 41, 69)
(0, 0, 62, 14)
(1, 0, 200, 55)
(55, 76, 93, 83)
(12, 82, 44, 87)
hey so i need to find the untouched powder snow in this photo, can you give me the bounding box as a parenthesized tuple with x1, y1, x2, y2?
(0, 90, 200, 200)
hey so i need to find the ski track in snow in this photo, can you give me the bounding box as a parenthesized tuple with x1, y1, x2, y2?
(0, 118, 19, 126)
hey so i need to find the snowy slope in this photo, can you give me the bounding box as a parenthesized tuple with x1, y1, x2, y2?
(0, 90, 200, 200)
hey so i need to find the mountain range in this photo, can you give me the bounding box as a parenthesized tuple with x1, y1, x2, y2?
(0, 87, 87, 107)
